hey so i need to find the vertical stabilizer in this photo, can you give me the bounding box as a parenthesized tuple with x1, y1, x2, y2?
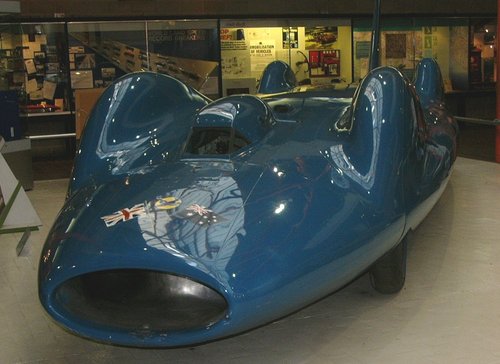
(257, 61, 297, 94)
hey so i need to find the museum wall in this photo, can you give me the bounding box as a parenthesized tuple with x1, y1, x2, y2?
(2, 1, 498, 164)
(18, 0, 497, 20)
(220, 19, 352, 95)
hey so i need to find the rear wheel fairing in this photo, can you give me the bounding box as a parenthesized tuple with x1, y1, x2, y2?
(402, 63, 457, 222)
(225, 155, 405, 308)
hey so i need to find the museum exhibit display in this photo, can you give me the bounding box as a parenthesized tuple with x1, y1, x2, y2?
(38, 0, 458, 347)
(0, 22, 70, 112)
(220, 18, 352, 96)
(1, 10, 496, 167)
(67, 20, 220, 98)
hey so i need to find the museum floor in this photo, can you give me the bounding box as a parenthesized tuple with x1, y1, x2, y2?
(1, 157, 500, 364)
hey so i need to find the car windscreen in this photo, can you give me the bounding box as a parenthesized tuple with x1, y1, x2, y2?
(184, 127, 250, 156)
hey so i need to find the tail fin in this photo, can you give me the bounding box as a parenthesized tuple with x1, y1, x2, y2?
(257, 61, 297, 94)
(413, 58, 444, 106)
(368, 0, 381, 70)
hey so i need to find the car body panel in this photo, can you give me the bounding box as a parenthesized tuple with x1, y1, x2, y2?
(39, 59, 457, 347)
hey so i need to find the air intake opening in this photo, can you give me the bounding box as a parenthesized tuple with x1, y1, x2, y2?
(54, 269, 227, 332)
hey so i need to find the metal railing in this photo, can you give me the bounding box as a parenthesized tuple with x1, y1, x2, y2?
(455, 116, 500, 126)
(27, 133, 76, 140)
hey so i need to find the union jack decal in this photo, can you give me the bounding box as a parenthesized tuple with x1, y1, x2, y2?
(101, 204, 146, 227)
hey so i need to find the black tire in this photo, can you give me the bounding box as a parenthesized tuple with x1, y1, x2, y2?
(369, 236, 408, 294)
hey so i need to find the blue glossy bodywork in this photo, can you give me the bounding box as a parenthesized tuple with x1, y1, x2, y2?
(257, 60, 297, 94)
(39, 58, 457, 347)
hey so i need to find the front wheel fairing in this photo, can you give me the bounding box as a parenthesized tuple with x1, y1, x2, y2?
(39, 149, 405, 347)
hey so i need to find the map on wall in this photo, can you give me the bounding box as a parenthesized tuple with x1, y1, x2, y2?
(385, 34, 407, 59)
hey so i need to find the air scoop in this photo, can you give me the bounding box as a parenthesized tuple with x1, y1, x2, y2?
(52, 269, 227, 333)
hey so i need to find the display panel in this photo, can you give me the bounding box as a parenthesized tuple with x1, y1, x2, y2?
(0, 22, 70, 112)
(67, 21, 146, 90)
(414, 18, 470, 91)
(68, 20, 220, 98)
(0, 16, 494, 112)
(469, 18, 496, 89)
(146, 20, 220, 98)
(353, 18, 469, 91)
(220, 18, 352, 95)
(353, 18, 418, 82)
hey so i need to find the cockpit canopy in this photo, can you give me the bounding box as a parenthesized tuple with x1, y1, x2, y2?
(185, 95, 274, 156)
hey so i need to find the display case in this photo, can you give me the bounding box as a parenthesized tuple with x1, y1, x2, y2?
(0, 22, 73, 161)
(0, 23, 23, 94)
(220, 18, 352, 95)
(0, 22, 70, 113)
(67, 20, 220, 99)
(470, 18, 496, 89)
(353, 18, 470, 91)
(0, 15, 496, 162)
(67, 21, 144, 92)
(67, 19, 220, 131)
(147, 20, 220, 98)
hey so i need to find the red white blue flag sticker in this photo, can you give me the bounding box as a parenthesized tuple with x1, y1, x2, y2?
(101, 204, 146, 227)
(101, 196, 182, 227)
(100, 198, 223, 228)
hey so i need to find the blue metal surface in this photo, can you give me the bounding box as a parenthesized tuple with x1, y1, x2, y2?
(69, 72, 210, 196)
(38, 59, 457, 347)
(257, 60, 297, 94)
(193, 95, 273, 143)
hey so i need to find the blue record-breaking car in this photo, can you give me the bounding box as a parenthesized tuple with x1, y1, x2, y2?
(38, 8, 457, 347)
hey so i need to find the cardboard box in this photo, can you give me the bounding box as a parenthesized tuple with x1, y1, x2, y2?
(75, 88, 105, 139)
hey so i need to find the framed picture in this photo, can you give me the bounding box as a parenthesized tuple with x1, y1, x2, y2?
(34, 51, 46, 65)
(75, 53, 96, 69)
(24, 59, 36, 74)
(305, 26, 338, 50)
(71, 70, 94, 89)
(308, 49, 341, 78)
(46, 63, 60, 73)
(46, 54, 59, 63)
